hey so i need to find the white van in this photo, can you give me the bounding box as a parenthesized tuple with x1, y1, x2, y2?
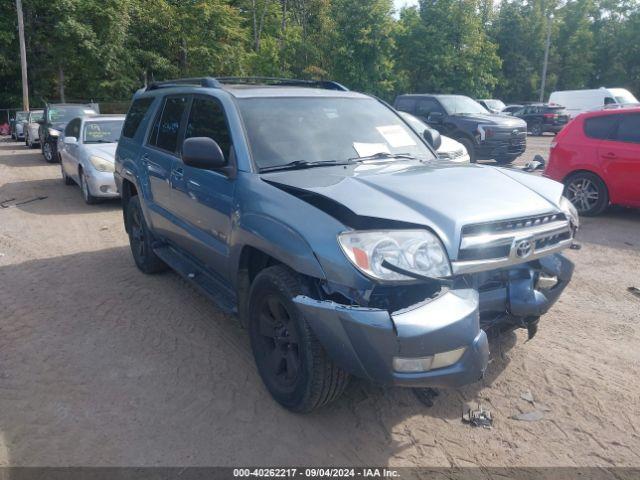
(548, 87, 638, 118)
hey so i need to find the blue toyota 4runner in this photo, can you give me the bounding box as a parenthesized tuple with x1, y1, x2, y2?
(115, 77, 578, 413)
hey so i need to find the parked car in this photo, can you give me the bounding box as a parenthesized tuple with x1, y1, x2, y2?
(59, 115, 124, 204)
(11, 111, 28, 140)
(39, 103, 98, 163)
(24, 110, 44, 148)
(549, 87, 638, 118)
(502, 104, 524, 115)
(393, 94, 527, 164)
(115, 77, 577, 412)
(398, 111, 470, 163)
(511, 103, 570, 136)
(477, 99, 506, 114)
(544, 107, 640, 216)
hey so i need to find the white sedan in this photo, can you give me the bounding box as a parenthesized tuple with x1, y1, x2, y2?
(59, 115, 124, 204)
(398, 111, 470, 163)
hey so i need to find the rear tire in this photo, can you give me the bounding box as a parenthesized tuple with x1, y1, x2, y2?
(248, 265, 349, 413)
(457, 137, 477, 163)
(530, 121, 543, 136)
(564, 172, 609, 216)
(126, 195, 167, 274)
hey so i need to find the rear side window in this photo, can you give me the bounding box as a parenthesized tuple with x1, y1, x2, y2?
(395, 97, 416, 113)
(122, 97, 154, 138)
(149, 96, 189, 153)
(584, 115, 617, 140)
(184, 97, 232, 160)
(64, 119, 81, 138)
(614, 114, 640, 143)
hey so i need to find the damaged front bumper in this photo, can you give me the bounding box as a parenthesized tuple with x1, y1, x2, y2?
(295, 252, 574, 389)
(295, 289, 489, 388)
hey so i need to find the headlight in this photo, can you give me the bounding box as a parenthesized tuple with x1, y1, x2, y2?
(338, 230, 451, 282)
(48, 128, 60, 136)
(560, 196, 580, 230)
(89, 155, 115, 173)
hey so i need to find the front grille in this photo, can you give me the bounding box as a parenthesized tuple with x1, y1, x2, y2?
(453, 212, 573, 274)
(462, 213, 566, 235)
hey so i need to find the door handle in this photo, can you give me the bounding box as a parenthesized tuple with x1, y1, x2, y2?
(141, 153, 150, 165)
(173, 167, 184, 179)
(602, 152, 618, 159)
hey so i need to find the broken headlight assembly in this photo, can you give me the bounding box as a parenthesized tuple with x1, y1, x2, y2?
(559, 195, 580, 230)
(338, 230, 451, 282)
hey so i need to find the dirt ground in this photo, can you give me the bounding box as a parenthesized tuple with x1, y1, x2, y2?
(0, 136, 638, 468)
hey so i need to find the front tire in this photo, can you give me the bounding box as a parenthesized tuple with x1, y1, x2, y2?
(61, 164, 74, 185)
(495, 156, 517, 165)
(43, 140, 57, 163)
(248, 266, 349, 413)
(564, 172, 609, 216)
(79, 170, 100, 204)
(457, 137, 477, 163)
(125, 195, 167, 274)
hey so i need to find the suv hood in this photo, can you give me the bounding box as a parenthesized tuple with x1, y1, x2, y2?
(452, 113, 525, 127)
(263, 161, 564, 257)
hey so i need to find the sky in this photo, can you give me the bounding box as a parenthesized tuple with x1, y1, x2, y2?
(393, 0, 419, 11)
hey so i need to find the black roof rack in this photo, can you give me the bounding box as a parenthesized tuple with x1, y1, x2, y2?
(146, 77, 222, 91)
(216, 77, 349, 91)
(144, 76, 348, 92)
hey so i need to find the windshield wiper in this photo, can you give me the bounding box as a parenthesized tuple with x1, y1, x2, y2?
(259, 159, 350, 173)
(348, 152, 418, 162)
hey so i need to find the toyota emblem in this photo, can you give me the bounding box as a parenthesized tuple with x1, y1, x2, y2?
(515, 239, 533, 258)
(512, 129, 519, 136)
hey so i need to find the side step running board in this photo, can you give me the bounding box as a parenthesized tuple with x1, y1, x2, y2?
(153, 245, 237, 314)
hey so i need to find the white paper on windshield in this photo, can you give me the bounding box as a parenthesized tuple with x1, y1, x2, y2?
(376, 125, 416, 148)
(84, 110, 96, 114)
(353, 142, 390, 157)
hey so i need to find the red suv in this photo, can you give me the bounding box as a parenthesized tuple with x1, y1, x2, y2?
(545, 107, 640, 216)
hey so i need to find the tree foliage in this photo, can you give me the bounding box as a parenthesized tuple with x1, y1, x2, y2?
(2, 0, 640, 109)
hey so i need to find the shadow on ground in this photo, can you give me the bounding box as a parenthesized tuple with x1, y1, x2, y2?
(0, 246, 516, 466)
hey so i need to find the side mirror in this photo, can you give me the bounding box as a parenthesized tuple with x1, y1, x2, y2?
(182, 137, 226, 170)
(423, 128, 442, 151)
(64, 136, 77, 145)
(427, 112, 444, 124)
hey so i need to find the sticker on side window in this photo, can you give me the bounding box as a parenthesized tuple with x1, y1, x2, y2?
(353, 142, 391, 157)
(376, 125, 416, 148)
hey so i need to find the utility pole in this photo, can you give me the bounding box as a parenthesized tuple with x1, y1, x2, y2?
(16, 0, 29, 111)
(539, 13, 553, 103)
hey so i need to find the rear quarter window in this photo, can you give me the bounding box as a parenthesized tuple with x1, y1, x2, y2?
(122, 97, 154, 139)
(583, 115, 617, 140)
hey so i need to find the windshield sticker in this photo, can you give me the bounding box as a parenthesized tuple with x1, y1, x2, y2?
(353, 142, 390, 157)
(376, 125, 416, 148)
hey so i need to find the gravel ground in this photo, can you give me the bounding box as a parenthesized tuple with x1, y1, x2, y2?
(0, 136, 639, 468)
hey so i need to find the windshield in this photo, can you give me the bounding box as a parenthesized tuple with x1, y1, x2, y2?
(238, 97, 434, 170)
(16, 112, 28, 121)
(484, 100, 506, 111)
(48, 106, 96, 124)
(439, 96, 488, 115)
(83, 120, 123, 143)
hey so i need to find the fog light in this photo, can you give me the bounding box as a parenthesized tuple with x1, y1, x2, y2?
(393, 346, 467, 373)
(393, 356, 433, 373)
(431, 346, 467, 370)
(536, 273, 558, 290)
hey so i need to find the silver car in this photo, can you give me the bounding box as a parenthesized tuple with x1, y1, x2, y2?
(59, 115, 124, 204)
(24, 110, 44, 148)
